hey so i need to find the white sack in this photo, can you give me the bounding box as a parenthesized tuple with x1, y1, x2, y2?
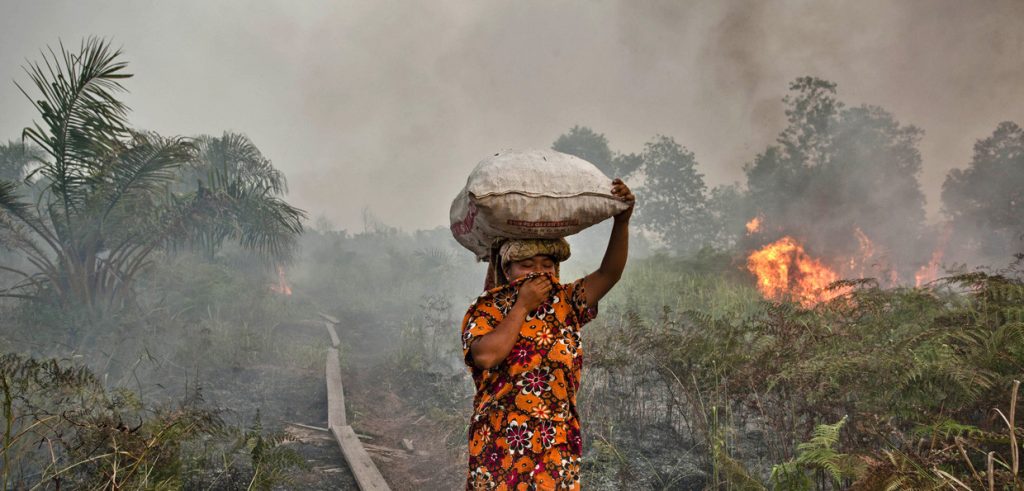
(450, 148, 629, 260)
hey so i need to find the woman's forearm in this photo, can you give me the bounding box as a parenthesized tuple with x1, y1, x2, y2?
(583, 215, 630, 306)
(470, 304, 529, 369)
(598, 215, 630, 282)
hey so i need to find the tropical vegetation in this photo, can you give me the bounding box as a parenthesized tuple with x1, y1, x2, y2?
(1, 36, 1022, 490)
(0, 38, 303, 317)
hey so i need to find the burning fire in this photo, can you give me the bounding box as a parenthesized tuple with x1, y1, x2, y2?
(914, 224, 953, 287)
(915, 251, 942, 288)
(747, 236, 842, 307)
(845, 227, 877, 278)
(746, 217, 762, 234)
(270, 265, 293, 296)
(745, 217, 953, 302)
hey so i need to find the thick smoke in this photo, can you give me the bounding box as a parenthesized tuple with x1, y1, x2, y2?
(0, 1, 1021, 231)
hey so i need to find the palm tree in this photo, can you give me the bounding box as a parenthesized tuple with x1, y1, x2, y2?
(179, 132, 304, 261)
(0, 38, 304, 314)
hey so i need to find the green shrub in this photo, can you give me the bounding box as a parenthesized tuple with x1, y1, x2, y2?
(581, 254, 1024, 489)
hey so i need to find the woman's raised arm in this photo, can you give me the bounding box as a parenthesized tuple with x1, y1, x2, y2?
(584, 178, 634, 306)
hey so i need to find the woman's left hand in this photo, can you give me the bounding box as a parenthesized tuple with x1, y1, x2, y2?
(611, 178, 635, 221)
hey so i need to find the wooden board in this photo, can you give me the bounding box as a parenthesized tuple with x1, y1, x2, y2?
(332, 425, 391, 491)
(325, 348, 347, 427)
(319, 311, 341, 325)
(325, 321, 340, 348)
(320, 313, 389, 489)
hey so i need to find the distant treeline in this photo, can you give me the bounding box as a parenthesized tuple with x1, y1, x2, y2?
(553, 77, 1024, 275)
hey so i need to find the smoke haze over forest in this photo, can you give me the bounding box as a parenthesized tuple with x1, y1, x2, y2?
(3, 4, 1024, 488)
(2, 0, 1023, 231)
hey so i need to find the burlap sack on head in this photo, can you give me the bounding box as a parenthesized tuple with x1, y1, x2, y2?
(450, 148, 629, 260)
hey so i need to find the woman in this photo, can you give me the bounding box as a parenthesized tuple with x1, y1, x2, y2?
(461, 179, 635, 490)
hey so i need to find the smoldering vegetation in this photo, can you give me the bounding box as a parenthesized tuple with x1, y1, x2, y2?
(0, 36, 1023, 491)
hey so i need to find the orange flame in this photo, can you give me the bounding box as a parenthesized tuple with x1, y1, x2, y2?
(914, 251, 942, 288)
(846, 227, 877, 278)
(915, 224, 953, 287)
(270, 265, 293, 296)
(747, 236, 842, 307)
(746, 217, 762, 234)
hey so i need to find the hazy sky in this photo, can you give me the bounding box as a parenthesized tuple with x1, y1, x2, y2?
(2, 0, 1022, 231)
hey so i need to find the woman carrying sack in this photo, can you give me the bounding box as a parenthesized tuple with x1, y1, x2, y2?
(461, 179, 635, 490)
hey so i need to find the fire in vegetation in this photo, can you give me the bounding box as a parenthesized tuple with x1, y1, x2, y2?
(745, 216, 762, 235)
(743, 212, 955, 305)
(849, 228, 875, 275)
(915, 251, 944, 288)
(842, 227, 898, 284)
(270, 265, 293, 295)
(914, 224, 953, 287)
(746, 236, 844, 307)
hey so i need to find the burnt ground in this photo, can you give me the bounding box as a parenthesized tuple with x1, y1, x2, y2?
(196, 320, 360, 490)
(182, 307, 490, 490)
(189, 314, 717, 490)
(185, 314, 714, 490)
(193, 313, 472, 490)
(332, 309, 472, 490)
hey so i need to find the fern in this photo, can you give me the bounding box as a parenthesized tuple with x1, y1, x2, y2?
(912, 419, 986, 440)
(231, 410, 306, 489)
(770, 416, 865, 490)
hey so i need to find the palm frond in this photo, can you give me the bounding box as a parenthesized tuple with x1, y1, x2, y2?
(192, 132, 286, 194)
(0, 179, 34, 219)
(220, 186, 305, 262)
(16, 37, 131, 218)
(92, 132, 195, 221)
(0, 179, 60, 256)
(177, 132, 303, 261)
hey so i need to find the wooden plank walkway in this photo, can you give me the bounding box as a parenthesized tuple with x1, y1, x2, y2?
(325, 348, 347, 428)
(332, 425, 390, 491)
(320, 313, 342, 347)
(321, 315, 391, 491)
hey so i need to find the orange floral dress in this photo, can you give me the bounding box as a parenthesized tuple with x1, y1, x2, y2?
(462, 273, 597, 490)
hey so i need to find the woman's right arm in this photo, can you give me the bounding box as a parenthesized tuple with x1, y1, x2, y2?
(469, 277, 550, 369)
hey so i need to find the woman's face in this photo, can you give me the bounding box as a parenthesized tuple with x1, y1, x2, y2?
(505, 254, 557, 281)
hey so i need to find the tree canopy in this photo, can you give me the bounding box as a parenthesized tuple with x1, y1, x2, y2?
(552, 125, 613, 175)
(942, 121, 1024, 260)
(744, 77, 927, 276)
(552, 125, 643, 179)
(552, 127, 724, 253)
(633, 135, 711, 252)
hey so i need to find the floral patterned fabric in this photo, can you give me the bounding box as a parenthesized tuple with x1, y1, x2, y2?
(462, 273, 597, 490)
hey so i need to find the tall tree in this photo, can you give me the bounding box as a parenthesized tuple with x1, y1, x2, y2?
(942, 121, 1024, 260)
(552, 125, 613, 174)
(745, 78, 838, 227)
(635, 135, 710, 252)
(552, 125, 642, 179)
(745, 77, 926, 276)
(706, 183, 749, 249)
